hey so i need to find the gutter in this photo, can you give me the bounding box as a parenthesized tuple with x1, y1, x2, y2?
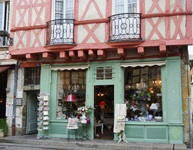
(12, 61, 18, 136)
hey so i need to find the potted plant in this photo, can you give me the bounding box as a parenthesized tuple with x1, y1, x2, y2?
(77, 106, 92, 123)
(0, 118, 8, 137)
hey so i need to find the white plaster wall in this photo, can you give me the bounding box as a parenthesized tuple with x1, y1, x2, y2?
(77, 23, 106, 43)
(144, 0, 186, 40)
(13, 31, 28, 49)
(78, 0, 106, 20)
(145, 0, 185, 14)
(30, 29, 45, 47)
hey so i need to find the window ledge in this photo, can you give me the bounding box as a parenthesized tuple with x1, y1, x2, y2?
(106, 39, 144, 47)
(45, 43, 77, 50)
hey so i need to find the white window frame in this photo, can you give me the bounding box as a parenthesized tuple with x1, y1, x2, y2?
(52, 0, 74, 20)
(0, 1, 10, 31)
(50, 0, 74, 44)
(112, 0, 139, 15)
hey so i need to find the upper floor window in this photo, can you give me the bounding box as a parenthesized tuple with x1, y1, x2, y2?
(53, 0, 74, 19)
(0, 1, 10, 46)
(0, 1, 9, 31)
(113, 0, 139, 15)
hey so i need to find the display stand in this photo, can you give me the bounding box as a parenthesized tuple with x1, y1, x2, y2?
(37, 92, 50, 139)
(113, 104, 127, 143)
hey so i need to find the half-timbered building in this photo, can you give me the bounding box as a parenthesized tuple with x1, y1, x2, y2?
(6, 0, 193, 145)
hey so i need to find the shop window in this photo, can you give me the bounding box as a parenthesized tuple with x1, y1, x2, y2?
(56, 70, 86, 119)
(24, 67, 40, 85)
(96, 66, 113, 80)
(124, 66, 162, 122)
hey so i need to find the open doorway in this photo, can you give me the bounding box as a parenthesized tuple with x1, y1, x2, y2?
(0, 70, 7, 118)
(94, 85, 114, 140)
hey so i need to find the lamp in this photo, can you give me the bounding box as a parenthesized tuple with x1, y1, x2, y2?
(65, 94, 77, 102)
(99, 101, 106, 108)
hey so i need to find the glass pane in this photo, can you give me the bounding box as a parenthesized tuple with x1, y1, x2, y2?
(96, 67, 104, 80)
(24, 68, 40, 85)
(105, 66, 112, 79)
(55, 0, 63, 19)
(56, 70, 86, 120)
(128, 0, 137, 13)
(115, 0, 124, 14)
(65, 0, 73, 18)
(0, 3, 3, 29)
(124, 66, 162, 122)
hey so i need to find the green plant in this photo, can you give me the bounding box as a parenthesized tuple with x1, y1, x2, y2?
(117, 130, 124, 137)
(132, 89, 151, 101)
(0, 118, 8, 136)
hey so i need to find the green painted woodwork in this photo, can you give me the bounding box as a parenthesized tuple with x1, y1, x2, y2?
(125, 125, 144, 138)
(169, 126, 183, 144)
(146, 127, 166, 139)
(50, 71, 57, 120)
(166, 57, 182, 123)
(39, 58, 184, 144)
(50, 123, 67, 135)
(40, 64, 51, 93)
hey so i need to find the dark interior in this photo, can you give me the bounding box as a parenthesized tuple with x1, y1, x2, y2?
(94, 85, 114, 140)
(0, 70, 7, 118)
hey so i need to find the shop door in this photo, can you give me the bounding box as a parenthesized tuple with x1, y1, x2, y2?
(94, 85, 114, 140)
(26, 91, 38, 134)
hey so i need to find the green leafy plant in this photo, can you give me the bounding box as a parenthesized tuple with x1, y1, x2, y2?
(132, 89, 151, 101)
(0, 118, 8, 136)
(117, 130, 124, 137)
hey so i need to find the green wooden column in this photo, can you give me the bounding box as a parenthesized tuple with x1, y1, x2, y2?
(166, 57, 183, 144)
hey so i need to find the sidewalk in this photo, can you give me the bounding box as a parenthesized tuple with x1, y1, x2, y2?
(0, 134, 188, 150)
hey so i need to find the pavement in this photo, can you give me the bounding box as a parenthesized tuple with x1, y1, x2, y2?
(0, 134, 189, 150)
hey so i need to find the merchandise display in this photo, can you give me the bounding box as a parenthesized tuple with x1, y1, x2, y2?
(37, 93, 50, 139)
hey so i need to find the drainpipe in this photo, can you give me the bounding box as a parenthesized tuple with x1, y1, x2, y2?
(186, 57, 192, 149)
(188, 97, 192, 149)
(12, 61, 18, 136)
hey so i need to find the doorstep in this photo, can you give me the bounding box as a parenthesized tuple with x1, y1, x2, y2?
(0, 134, 187, 150)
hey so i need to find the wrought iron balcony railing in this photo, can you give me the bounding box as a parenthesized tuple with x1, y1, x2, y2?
(108, 13, 141, 42)
(46, 19, 75, 45)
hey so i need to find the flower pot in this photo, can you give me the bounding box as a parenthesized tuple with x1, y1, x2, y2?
(81, 113, 87, 123)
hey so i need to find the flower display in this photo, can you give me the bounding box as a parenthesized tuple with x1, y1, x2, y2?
(132, 89, 151, 101)
(77, 106, 92, 114)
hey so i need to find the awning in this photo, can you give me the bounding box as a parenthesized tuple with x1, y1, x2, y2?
(51, 65, 89, 71)
(120, 61, 166, 68)
(0, 59, 17, 65)
(0, 66, 10, 73)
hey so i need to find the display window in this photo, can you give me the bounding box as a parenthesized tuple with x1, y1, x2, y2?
(124, 66, 162, 122)
(56, 70, 86, 119)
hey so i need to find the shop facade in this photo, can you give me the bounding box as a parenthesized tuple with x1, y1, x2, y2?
(37, 55, 185, 144)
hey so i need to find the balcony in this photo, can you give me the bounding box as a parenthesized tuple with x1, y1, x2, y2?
(46, 19, 75, 46)
(108, 13, 142, 46)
